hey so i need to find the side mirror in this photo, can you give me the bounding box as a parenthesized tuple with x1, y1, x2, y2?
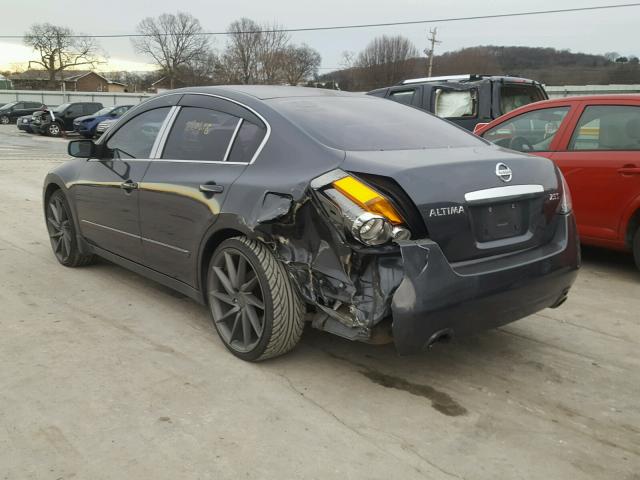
(110, 111, 118, 117)
(473, 122, 489, 135)
(68, 139, 95, 158)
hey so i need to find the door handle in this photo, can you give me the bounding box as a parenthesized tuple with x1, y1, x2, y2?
(618, 166, 640, 176)
(120, 180, 138, 191)
(199, 184, 224, 194)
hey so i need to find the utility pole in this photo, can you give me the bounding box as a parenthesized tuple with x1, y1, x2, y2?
(424, 28, 442, 77)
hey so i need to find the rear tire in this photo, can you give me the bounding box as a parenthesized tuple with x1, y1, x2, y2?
(45, 190, 95, 267)
(633, 228, 640, 271)
(0, 115, 10, 125)
(207, 236, 304, 361)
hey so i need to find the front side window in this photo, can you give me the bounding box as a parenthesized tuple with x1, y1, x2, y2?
(434, 89, 476, 118)
(483, 106, 569, 152)
(569, 105, 640, 151)
(500, 84, 546, 114)
(106, 107, 170, 159)
(162, 107, 240, 162)
(388, 90, 416, 106)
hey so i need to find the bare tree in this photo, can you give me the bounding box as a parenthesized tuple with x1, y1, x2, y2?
(23, 23, 102, 82)
(132, 12, 211, 89)
(356, 35, 419, 89)
(256, 23, 289, 83)
(282, 44, 321, 85)
(222, 18, 262, 84)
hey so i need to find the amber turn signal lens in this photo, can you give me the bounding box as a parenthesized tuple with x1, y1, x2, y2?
(332, 176, 404, 225)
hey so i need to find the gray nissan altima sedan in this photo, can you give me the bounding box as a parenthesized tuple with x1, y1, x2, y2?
(43, 86, 579, 361)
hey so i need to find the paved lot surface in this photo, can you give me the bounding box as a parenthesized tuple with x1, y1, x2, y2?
(0, 124, 639, 479)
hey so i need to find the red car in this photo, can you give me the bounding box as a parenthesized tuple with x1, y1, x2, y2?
(475, 95, 640, 269)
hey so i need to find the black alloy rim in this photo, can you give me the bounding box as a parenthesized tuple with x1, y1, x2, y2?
(46, 196, 72, 262)
(208, 249, 266, 353)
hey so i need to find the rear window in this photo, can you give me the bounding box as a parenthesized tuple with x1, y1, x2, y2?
(270, 96, 484, 151)
(500, 84, 546, 114)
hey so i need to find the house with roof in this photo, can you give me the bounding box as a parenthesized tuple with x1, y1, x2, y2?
(8, 70, 127, 92)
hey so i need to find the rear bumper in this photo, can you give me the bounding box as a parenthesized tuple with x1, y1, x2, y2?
(391, 214, 580, 354)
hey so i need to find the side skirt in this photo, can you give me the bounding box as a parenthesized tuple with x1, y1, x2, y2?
(89, 244, 206, 305)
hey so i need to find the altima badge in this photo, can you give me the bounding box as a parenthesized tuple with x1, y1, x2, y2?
(496, 163, 513, 183)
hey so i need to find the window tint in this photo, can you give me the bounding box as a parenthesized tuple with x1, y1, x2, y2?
(483, 106, 569, 152)
(388, 90, 416, 106)
(14, 103, 24, 109)
(162, 107, 240, 161)
(434, 89, 476, 118)
(106, 107, 169, 159)
(569, 105, 640, 151)
(500, 84, 546, 114)
(271, 96, 484, 151)
(227, 120, 267, 163)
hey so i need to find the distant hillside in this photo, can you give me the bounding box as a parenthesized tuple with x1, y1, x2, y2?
(323, 45, 640, 91)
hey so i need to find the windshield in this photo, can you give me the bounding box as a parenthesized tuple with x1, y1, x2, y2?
(0, 102, 17, 111)
(53, 103, 71, 113)
(270, 96, 485, 151)
(500, 84, 546, 115)
(94, 107, 113, 116)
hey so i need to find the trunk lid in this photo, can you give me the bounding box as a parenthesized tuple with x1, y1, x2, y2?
(342, 145, 562, 263)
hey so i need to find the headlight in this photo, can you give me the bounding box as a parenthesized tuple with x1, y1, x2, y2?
(316, 171, 411, 246)
(558, 170, 572, 214)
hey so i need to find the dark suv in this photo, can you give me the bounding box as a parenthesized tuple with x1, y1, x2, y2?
(32, 102, 103, 136)
(0, 101, 46, 125)
(367, 74, 548, 131)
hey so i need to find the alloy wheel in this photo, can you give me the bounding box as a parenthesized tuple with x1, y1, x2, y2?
(49, 123, 61, 136)
(0, 116, 9, 125)
(208, 249, 266, 353)
(46, 195, 73, 262)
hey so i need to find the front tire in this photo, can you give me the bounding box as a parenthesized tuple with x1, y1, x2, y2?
(207, 237, 304, 361)
(633, 228, 640, 271)
(45, 190, 94, 267)
(0, 115, 10, 125)
(47, 122, 62, 137)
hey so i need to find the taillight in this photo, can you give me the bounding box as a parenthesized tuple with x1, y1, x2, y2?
(313, 170, 411, 246)
(558, 170, 572, 214)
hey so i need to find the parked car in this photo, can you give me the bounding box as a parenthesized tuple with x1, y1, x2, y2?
(0, 101, 46, 125)
(94, 118, 118, 138)
(475, 95, 640, 269)
(32, 102, 103, 136)
(43, 86, 579, 361)
(367, 74, 548, 131)
(73, 104, 133, 138)
(17, 114, 35, 133)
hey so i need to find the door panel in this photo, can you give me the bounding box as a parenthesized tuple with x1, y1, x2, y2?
(73, 159, 149, 262)
(551, 103, 640, 244)
(139, 162, 246, 285)
(72, 106, 172, 262)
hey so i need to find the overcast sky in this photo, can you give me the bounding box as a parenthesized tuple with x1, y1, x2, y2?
(1, 0, 638, 72)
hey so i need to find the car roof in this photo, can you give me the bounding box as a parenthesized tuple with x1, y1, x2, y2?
(170, 85, 358, 101)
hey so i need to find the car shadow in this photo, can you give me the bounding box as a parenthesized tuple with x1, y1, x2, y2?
(580, 245, 638, 279)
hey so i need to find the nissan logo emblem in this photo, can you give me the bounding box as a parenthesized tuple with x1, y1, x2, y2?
(496, 163, 513, 183)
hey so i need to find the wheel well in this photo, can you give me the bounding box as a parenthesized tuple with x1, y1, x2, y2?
(44, 183, 61, 206)
(627, 209, 640, 248)
(199, 228, 245, 299)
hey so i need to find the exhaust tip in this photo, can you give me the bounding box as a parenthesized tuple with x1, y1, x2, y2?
(424, 328, 454, 349)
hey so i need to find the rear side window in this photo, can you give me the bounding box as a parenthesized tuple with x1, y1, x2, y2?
(500, 84, 546, 114)
(106, 107, 170, 159)
(483, 106, 569, 152)
(227, 121, 267, 163)
(569, 105, 640, 151)
(434, 89, 476, 118)
(388, 89, 416, 106)
(162, 107, 240, 161)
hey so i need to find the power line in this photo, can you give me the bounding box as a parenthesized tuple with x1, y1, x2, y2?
(0, 3, 639, 39)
